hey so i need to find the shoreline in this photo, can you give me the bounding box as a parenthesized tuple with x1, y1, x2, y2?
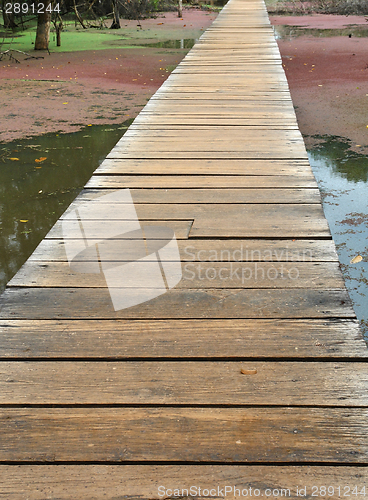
(0, 9, 217, 142)
(271, 14, 368, 153)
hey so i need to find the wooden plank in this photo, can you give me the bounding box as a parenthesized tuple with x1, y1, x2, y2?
(122, 129, 302, 140)
(52, 188, 323, 205)
(151, 92, 292, 100)
(93, 159, 314, 176)
(28, 238, 339, 262)
(46, 220, 193, 240)
(51, 203, 330, 238)
(0, 465, 366, 500)
(0, 288, 355, 319)
(1, 361, 367, 405)
(0, 319, 365, 359)
(86, 176, 317, 188)
(131, 111, 298, 121)
(130, 116, 298, 126)
(106, 149, 308, 160)
(7, 261, 345, 289)
(0, 408, 367, 462)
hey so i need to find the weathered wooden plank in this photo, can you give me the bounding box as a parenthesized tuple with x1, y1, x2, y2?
(1, 361, 367, 405)
(125, 123, 302, 134)
(0, 319, 365, 359)
(86, 175, 316, 188)
(156, 85, 289, 94)
(151, 92, 292, 100)
(0, 408, 367, 462)
(164, 74, 289, 84)
(28, 238, 339, 262)
(54, 188, 323, 205)
(0, 288, 355, 319)
(0, 465, 366, 500)
(7, 261, 345, 289)
(129, 112, 298, 122)
(46, 220, 193, 240)
(130, 116, 298, 126)
(182, 204, 330, 238)
(140, 103, 296, 112)
(93, 158, 314, 177)
(106, 150, 308, 160)
(51, 203, 330, 238)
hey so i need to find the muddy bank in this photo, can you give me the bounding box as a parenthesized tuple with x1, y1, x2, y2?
(0, 9, 217, 142)
(271, 14, 368, 153)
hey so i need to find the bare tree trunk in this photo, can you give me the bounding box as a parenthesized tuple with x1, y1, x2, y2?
(110, 0, 120, 29)
(1, 0, 18, 28)
(178, 0, 183, 17)
(35, 2, 52, 50)
(73, 0, 87, 28)
(53, 14, 63, 46)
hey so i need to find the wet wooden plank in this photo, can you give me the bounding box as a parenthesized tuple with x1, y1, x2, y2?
(0, 408, 367, 462)
(1, 465, 366, 500)
(1, 361, 367, 405)
(0, 319, 365, 359)
(8, 261, 345, 289)
(0, 288, 355, 319)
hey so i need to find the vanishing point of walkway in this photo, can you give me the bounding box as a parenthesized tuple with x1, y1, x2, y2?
(1, 0, 368, 497)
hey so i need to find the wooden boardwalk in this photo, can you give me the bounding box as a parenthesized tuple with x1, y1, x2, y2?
(1, 0, 368, 497)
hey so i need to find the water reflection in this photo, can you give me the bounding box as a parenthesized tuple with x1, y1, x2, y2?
(308, 136, 368, 340)
(273, 25, 368, 40)
(141, 39, 198, 49)
(0, 122, 131, 292)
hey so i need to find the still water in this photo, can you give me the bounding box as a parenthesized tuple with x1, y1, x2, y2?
(308, 136, 368, 339)
(273, 25, 368, 40)
(0, 122, 131, 292)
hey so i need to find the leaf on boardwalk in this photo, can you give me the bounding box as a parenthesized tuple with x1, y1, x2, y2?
(241, 368, 257, 375)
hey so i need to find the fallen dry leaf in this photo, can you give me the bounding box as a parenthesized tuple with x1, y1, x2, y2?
(241, 368, 257, 375)
(350, 255, 363, 264)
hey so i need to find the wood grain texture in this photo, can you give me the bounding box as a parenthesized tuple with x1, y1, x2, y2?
(8, 261, 345, 289)
(28, 238, 339, 262)
(0, 465, 367, 500)
(93, 158, 314, 176)
(69, 188, 322, 204)
(1, 361, 367, 405)
(0, 408, 367, 462)
(0, 319, 365, 359)
(87, 174, 318, 189)
(0, 288, 356, 319)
